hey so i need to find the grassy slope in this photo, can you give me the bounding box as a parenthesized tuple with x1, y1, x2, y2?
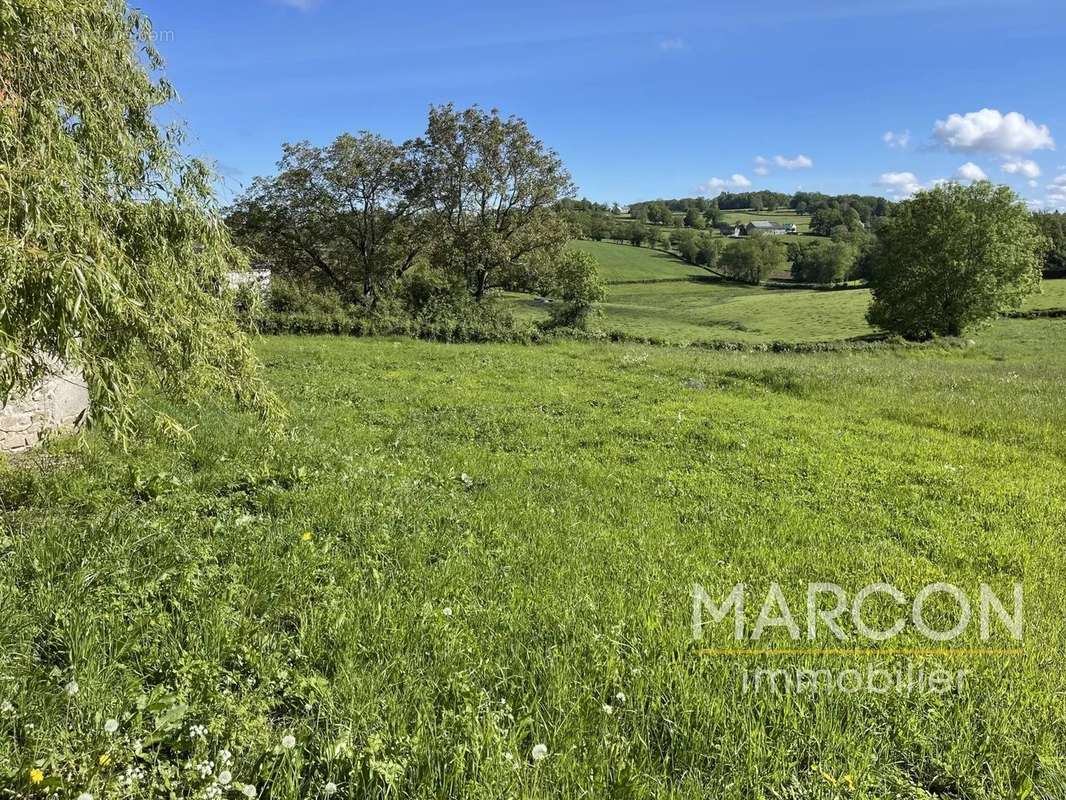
(505, 242, 1066, 345)
(3, 319, 1065, 797)
(569, 240, 709, 282)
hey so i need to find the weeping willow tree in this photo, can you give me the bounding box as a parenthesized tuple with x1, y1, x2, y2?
(0, 0, 277, 439)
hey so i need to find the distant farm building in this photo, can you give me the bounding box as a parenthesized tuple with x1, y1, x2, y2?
(745, 220, 789, 236)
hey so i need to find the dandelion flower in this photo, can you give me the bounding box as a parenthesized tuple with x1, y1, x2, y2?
(324, 782, 338, 796)
(531, 743, 548, 762)
(219, 749, 233, 765)
(442, 607, 453, 617)
(615, 692, 626, 704)
(189, 724, 208, 738)
(0, 700, 13, 713)
(65, 680, 79, 696)
(242, 785, 257, 798)
(301, 531, 313, 542)
(218, 770, 233, 786)
(602, 704, 613, 715)
(99, 754, 111, 767)
(29, 769, 44, 784)
(281, 734, 297, 750)
(104, 718, 119, 734)
(77, 794, 93, 800)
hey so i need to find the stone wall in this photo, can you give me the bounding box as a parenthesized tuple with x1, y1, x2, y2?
(0, 368, 89, 454)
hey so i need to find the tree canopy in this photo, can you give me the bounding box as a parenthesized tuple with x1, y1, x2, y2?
(867, 183, 1046, 339)
(231, 105, 577, 308)
(1, 0, 274, 436)
(720, 236, 787, 284)
(227, 133, 428, 307)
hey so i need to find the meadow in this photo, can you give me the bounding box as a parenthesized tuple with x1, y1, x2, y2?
(504, 241, 1066, 345)
(2, 315, 1066, 798)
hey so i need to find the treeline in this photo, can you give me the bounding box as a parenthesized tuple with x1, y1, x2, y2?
(716, 191, 792, 211)
(1033, 211, 1066, 277)
(227, 105, 605, 338)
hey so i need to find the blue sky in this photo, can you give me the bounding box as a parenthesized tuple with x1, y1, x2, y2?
(137, 0, 1066, 208)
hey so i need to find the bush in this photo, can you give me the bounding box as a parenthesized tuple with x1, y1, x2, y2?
(790, 240, 857, 284)
(721, 236, 787, 284)
(540, 250, 606, 330)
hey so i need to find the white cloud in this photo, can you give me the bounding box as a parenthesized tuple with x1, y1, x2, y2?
(752, 153, 812, 175)
(1048, 174, 1066, 205)
(1001, 158, 1041, 179)
(699, 174, 752, 193)
(876, 171, 924, 198)
(1029, 179, 1039, 188)
(659, 37, 685, 50)
(883, 130, 911, 149)
(773, 154, 814, 170)
(933, 109, 1054, 154)
(955, 162, 988, 182)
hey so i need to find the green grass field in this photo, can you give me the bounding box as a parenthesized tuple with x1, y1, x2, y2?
(569, 240, 710, 283)
(3, 318, 1065, 798)
(504, 242, 1066, 346)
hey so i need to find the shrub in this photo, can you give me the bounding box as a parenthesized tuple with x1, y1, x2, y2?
(790, 240, 857, 284)
(720, 236, 787, 284)
(541, 251, 606, 330)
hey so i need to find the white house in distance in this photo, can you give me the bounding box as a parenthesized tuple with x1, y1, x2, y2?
(745, 220, 798, 236)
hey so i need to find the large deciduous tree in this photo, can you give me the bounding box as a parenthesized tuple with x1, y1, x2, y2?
(867, 183, 1047, 339)
(1, 0, 274, 436)
(412, 104, 575, 300)
(227, 133, 427, 307)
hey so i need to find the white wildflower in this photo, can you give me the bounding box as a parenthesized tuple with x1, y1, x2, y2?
(218, 770, 233, 786)
(197, 760, 214, 778)
(104, 718, 119, 734)
(281, 734, 297, 750)
(64, 680, 79, 696)
(602, 704, 613, 715)
(531, 743, 548, 762)
(189, 724, 208, 738)
(0, 700, 13, 714)
(77, 794, 93, 800)
(219, 749, 233, 765)
(242, 785, 257, 798)
(442, 607, 452, 617)
(615, 692, 626, 704)
(324, 782, 338, 796)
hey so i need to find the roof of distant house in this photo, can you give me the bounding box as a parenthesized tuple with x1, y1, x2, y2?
(748, 220, 786, 230)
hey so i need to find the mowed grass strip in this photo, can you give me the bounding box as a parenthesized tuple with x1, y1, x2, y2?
(2, 319, 1065, 798)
